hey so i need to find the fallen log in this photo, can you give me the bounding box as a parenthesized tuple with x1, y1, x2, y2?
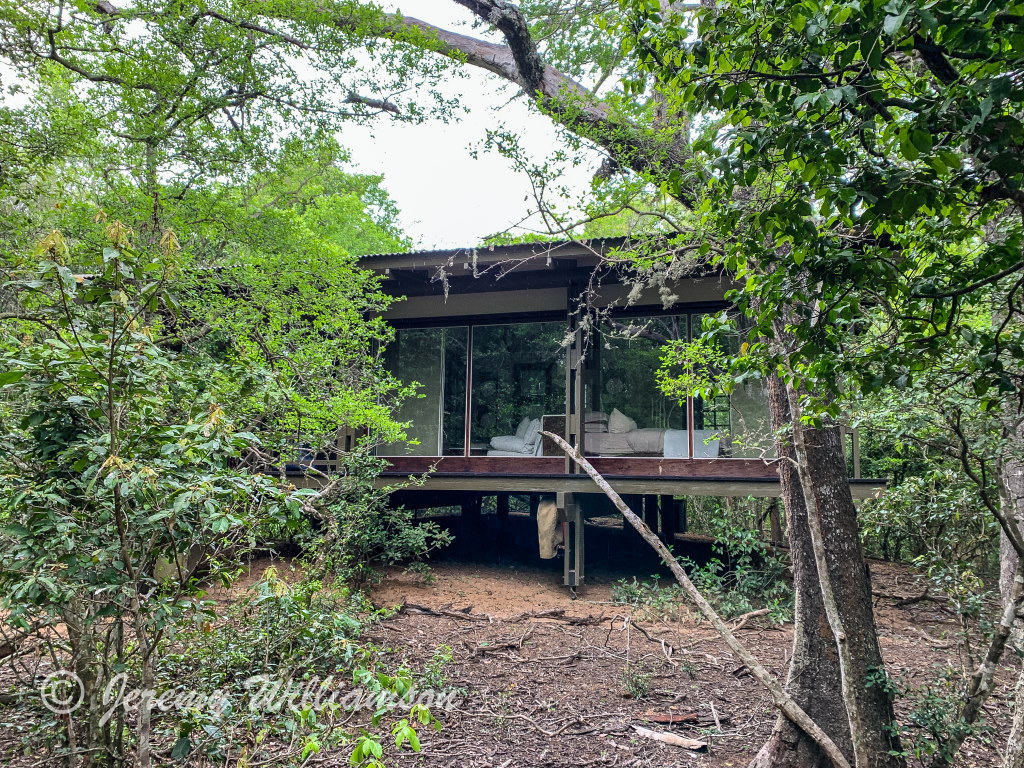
(631, 724, 707, 751)
(401, 603, 491, 622)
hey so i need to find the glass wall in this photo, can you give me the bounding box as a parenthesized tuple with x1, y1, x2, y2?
(470, 322, 566, 452)
(376, 314, 772, 460)
(378, 327, 467, 456)
(588, 315, 687, 430)
(583, 313, 773, 458)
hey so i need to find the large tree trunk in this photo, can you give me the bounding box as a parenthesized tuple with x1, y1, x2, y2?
(751, 374, 849, 767)
(752, 376, 902, 768)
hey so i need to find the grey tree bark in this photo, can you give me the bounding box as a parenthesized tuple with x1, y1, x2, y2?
(752, 375, 902, 768)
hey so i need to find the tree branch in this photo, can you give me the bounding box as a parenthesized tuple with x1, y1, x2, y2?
(344, 91, 400, 114)
(542, 430, 853, 768)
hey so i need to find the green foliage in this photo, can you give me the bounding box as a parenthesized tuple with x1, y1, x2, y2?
(860, 467, 999, 573)
(0, 232, 306, 763)
(682, 515, 793, 623)
(611, 576, 684, 620)
(419, 644, 456, 691)
(299, 452, 454, 587)
(618, 0, 1024, 415)
(158, 569, 432, 767)
(162, 568, 377, 685)
(619, 660, 654, 699)
(871, 668, 994, 763)
(658, 335, 732, 402)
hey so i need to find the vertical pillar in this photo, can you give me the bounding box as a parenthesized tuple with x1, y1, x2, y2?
(463, 326, 474, 457)
(529, 493, 540, 517)
(852, 427, 862, 479)
(564, 309, 584, 472)
(560, 492, 584, 590)
(496, 493, 511, 552)
(461, 493, 481, 530)
(643, 495, 659, 532)
(660, 495, 680, 541)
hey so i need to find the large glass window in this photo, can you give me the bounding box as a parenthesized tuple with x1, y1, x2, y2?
(470, 322, 566, 453)
(376, 313, 773, 460)
(588, 315, 687, 430)
(583, 313, 773, 458)
(378, 327, 467, 456)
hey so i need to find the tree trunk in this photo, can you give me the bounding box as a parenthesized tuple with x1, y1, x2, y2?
(751, 376, 903, 768)
(1007, 669, 1024, 768)
(751, 375, 852, 767)
(1001, 419, 1024, 768)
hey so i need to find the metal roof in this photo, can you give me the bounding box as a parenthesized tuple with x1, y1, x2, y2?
(357, 236, 631, 264)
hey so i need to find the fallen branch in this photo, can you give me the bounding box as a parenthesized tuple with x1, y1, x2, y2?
(729, 608, 772, 631)
(631, 724, 707, 751)
(629, 621, 678, 666)
(914, 627, 957, 649)
(462, 640, 521, 658)
(508, 608, 604, 625)
(401, 603, 491, 622)
(640, 708, 730, 727)
(542, 431, 853, 768)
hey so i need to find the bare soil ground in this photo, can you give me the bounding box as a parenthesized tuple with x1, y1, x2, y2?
(366, 559, 1015, 768)
(0, 543, 1015, 767)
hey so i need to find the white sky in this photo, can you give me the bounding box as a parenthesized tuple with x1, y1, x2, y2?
(340, 1, 600, 249)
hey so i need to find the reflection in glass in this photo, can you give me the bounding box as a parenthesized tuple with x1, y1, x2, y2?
(584, 313, 774, 459)
(588, 315, 687, 430)
(378, 327, 467, 456)
(470, 322, 566, 452)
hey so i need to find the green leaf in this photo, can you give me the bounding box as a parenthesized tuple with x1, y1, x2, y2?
(883, 10, 909, 36)
(171, 737, 192, 760)
(0, 371, 25, 386)
(910, 129, 933, 154)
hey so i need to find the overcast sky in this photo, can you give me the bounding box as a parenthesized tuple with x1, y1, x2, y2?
(340, 1, 600, 250)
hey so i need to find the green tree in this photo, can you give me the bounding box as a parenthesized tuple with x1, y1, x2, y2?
(0, 229, 299, 767)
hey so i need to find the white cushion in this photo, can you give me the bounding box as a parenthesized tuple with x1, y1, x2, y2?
(490, 435, 529, 452)
(515, 416, 531, 439)
(608, 408, 637, 434)
(523, 417, 542, 445)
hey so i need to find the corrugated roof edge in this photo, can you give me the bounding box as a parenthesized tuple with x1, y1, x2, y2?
(358, 236, 632, 262)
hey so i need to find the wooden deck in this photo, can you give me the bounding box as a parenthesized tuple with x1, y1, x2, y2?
(371, 456, 885, 499)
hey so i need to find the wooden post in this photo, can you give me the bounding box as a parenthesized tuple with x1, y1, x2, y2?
(461, 493, 481, 526)
(660, 495, 680, 541)
(496, 493, 510, 550)
(643, 495, 659, 533)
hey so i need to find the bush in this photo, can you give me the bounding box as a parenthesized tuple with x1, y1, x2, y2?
(682, 522, 792, 623)
(300, 452, 453, 587)
(157, 569, 436, 766)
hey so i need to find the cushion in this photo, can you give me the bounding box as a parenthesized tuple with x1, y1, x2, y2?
(523, 417, 542, 445)
(490, 435, 529, 452)
(515, 416, 531, 439)
(608, 408, 637, 434)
